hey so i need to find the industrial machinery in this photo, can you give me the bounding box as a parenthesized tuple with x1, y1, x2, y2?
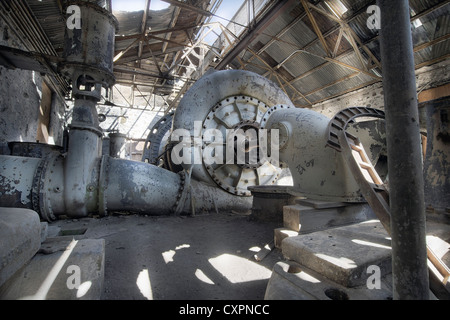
(0, 1, 382, 221)
(0, 1, 447, 227)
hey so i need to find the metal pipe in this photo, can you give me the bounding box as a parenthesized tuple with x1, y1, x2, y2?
(64, 98, 103, 218)
(0, 156, 42, 210)
(263, 107, 365, 203)
(99, 156, 182, 215)
(378, 0, 429, 300)
(0, 4, 255, 220)
(109, 133, 128, 159)
(0, 153, 252, 219)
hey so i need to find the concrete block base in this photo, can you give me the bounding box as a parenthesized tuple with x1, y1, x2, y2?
(0, 238, 105, 300)
(283, 202, 376, 234)
(274, 228, 298, 249)
(249, 186, 302, 223)
(281, 220, 392, 288)
(0, 208, 41, 288)
(265, 260, 393, 300)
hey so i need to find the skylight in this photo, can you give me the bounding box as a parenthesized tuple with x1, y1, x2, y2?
(324, 0, 348, 18)
(410, 9, 423, 29)
(112, 0, 145, 12)
(112, 0, 170, 12)
(201, 0, 246, 46)
(151, 0, 170, 11)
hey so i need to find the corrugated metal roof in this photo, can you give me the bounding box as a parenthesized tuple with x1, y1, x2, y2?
(8, 0, 450, 108)
(226, 0, 450, 107)
(25, 0, 66, 53)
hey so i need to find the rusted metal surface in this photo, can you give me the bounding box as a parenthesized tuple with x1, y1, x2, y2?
(422, 97, 450, 214)
(109, 132, 128, 159)
(379, 0, 429, 299)
(264, 107, 365, 203)
(326, 107, 386, 152)
(60, 1, 118, 100)
(183, 179, 253, 215)
(99, 156, 181, 216)
(142, 112, 174, 166)
(0, 156, 42, 210)
(171, 69, 294, 195)
(8, 142, 63, 158)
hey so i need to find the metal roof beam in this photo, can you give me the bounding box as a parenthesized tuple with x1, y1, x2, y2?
(115, 25, 199, 41)
(215, 0, 296, 70)
(161, 0, 212, 17)
(301, 0, 331, 57)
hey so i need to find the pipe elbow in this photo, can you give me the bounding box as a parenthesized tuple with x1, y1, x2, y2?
(264, 108, 364, 202)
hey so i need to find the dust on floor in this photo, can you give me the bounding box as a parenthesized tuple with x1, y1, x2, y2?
(54, 212, 284, 300)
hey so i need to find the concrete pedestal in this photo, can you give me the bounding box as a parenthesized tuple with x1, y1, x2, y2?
(0, 208, 41, 288)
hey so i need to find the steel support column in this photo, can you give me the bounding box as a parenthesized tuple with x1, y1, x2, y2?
(378, 0, 429, 300)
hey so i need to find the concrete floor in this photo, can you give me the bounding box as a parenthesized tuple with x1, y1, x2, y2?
(53, 212, 284, 300)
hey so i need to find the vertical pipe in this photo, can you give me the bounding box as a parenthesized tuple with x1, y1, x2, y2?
(64, 98, 102, 217)
(378, 0, 429, 299)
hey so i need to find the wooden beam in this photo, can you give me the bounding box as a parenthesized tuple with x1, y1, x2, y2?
(321, 54, 380, 80)
(246, 48, 313, 106)
(146, 33, 192, 48)
(414, 33, 450, 52)
(418, 83, 450, 103)
(115, 78, 193, 89)
(301, 0, 331, 57)
(412, 0, 450, 22)
(161, 0, 212, 17)
(303, 72, 360, 97)
(256, 12, 307, 55)
(308, 2, 382, 70)
(114, 65, 192, 81)
(137, 0, 152, 60)
(332, 28, 344, 58)
(215, 0, 295, 70)
(342, 25, 367, 71)
(162, 6, 181, 54)
(114, 35, 192, 60)
(310, 79, 381, 106)
(114, 45, 186, 65)
(141, 0, 151, 34)
(114, 36, 143, 62)
(415, 53, 450, 70)
(115, 25, 199, 41)
(308, 2, 341, 23)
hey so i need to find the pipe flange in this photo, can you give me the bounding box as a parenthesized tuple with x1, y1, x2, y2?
(68, 122, 103, 137)
(142, 111, 174, 165)
(260, 104, 292, 129)
(172, 170, 191, 215)
(98, 155, 109, 217)
(32, 156, 57, 221)
(201, 95, 281, 197)
(31, 158, 47, 216)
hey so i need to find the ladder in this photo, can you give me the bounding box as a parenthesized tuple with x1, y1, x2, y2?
(328, 107, 450, 296)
